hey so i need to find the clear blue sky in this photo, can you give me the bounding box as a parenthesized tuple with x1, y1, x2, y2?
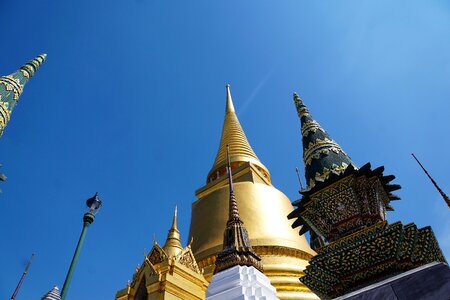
(1, 1, 449, 299)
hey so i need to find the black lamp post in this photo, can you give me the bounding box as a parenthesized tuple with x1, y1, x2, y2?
(60, 193, 102, 300)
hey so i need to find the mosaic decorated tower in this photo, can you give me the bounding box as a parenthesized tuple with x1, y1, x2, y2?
(116, 208, 208, 300)
(0, 54, 47, 137)
(288, 93, 447, 299)
(0, 54, 47, 188)
(189, 85, 317, 299)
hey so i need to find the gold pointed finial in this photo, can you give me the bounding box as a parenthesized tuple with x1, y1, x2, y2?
(172, 205, 178, 230)
(162, 206, 183, 257)
(225, 84, 235, 113)
(207, 84, 270, 183)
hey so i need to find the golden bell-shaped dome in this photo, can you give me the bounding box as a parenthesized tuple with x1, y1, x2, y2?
(188, 85, 318, 300)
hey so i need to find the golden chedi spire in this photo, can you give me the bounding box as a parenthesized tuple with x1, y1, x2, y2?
(207, 84, 270, 183)
(162, 206, 183, 257)
(189, 85, 317, 300)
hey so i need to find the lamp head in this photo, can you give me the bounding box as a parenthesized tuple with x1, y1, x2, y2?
(86, 192, 102, 214)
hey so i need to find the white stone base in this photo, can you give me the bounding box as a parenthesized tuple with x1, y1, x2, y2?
(206, 265, 279, 300)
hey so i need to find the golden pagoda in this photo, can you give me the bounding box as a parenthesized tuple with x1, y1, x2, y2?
(188, 85, 317, 299)
(116, 208, 208, 300)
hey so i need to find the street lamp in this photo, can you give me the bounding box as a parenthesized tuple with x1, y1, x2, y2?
(60, 193, 102, 300)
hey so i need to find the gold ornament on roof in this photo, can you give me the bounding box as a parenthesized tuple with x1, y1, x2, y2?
(162, 206, 183, 257)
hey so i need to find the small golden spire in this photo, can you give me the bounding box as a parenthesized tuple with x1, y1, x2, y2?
(214, 146, 263, 274)
(172, 205, 178, 230)
(162, 206, 183, 257)
(207, 84, 270, 182)
(226, 145, 241, 222)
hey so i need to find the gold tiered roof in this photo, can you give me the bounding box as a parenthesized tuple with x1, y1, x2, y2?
(116, 208, 208, 300)
(207, 84, 270, 183)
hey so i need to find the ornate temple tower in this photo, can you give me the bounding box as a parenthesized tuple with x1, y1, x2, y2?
(206, 146, 278, 299)
(188, 85, 317, 300)
(116, 208, 208, 300)
(0, 54, 47, 137)
(0, 54, 47, 187)
(288, 93, 447, 299)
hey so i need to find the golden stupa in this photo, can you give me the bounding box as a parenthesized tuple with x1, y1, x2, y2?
(188, 85, 317, 300)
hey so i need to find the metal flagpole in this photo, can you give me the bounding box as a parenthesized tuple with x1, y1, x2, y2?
(412, 153, 450, 208)
(10, 253, 34, 300)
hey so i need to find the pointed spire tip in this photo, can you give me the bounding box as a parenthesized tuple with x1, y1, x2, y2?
(294, 92, 356, 189)
(36, 54, 47, 62)
(171, 205, 178, 230)
(207, 84, 270, 183)
(163, 207, 183, 257)
(293, 92, 303, 102)
(225, 84, 235, 113)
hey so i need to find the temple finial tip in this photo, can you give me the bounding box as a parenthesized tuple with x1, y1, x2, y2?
(225, 84, 235, 113)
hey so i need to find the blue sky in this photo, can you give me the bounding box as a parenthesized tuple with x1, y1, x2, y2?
(1, 1, 449, 299)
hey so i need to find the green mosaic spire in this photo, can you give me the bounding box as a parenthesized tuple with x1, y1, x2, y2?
(0, 54, 47, 136)
(293, 92, 357, 190)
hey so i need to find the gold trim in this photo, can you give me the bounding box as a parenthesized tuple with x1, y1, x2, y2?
(0, 76, 23, 100)
(0, 101, 11, 122)
(303, 138, 345, 166)
(197, 245, 314, 269)
(301, 120, 322, 137)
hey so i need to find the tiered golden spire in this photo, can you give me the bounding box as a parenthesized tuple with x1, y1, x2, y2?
(214, 146, 263, 274)
(207, 84, 270, 183)
(162, 207, 183, 257)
